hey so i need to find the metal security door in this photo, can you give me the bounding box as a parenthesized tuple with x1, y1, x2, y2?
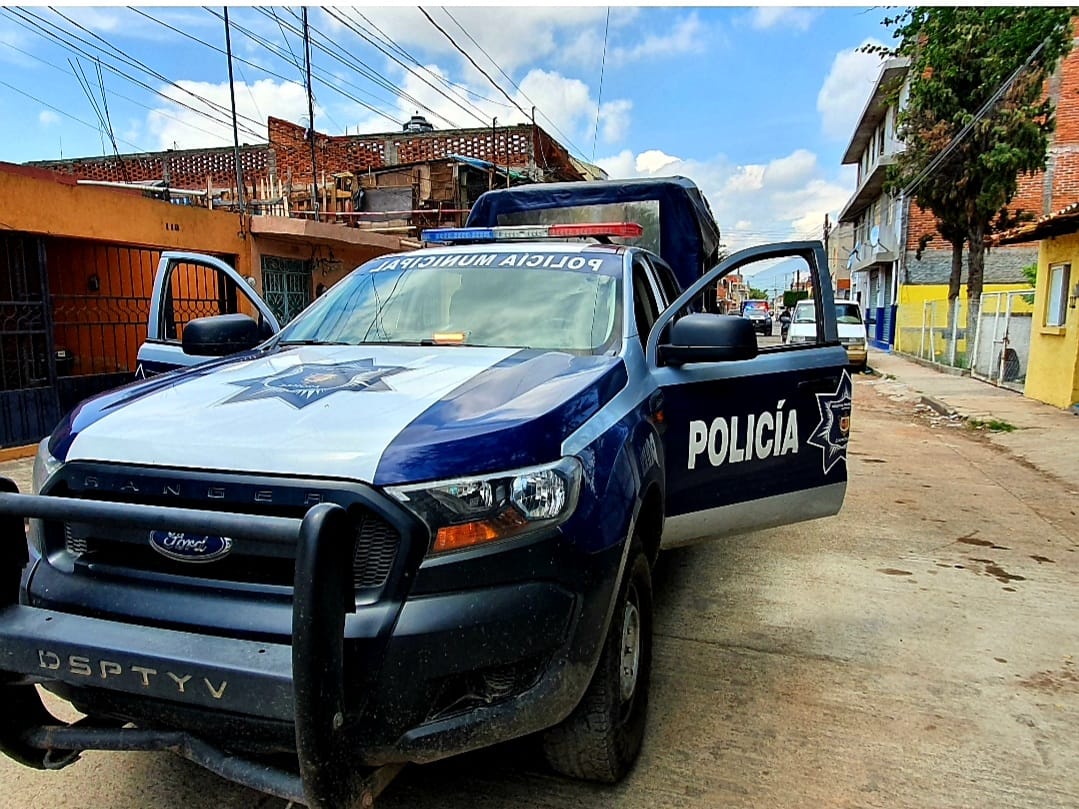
(0, 234, 60, 447)
(261, 256, 312, 326)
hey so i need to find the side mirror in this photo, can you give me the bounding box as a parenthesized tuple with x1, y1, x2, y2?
(181, 313, 262, 357)
(658, 313, 758, 366)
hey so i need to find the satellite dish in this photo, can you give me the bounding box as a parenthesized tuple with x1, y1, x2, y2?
(869, 225, 881, 248)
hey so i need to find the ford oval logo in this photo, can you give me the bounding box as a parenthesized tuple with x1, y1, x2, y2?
(149, 530, 233, 563)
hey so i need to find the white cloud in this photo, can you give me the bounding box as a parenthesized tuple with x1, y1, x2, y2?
(599, 99, 632, 144)
(636, 150, 680, 174)
(597, 147, 853, 255)
(38, 110, 60, 127)
(817, 39, 886, 141)
(609, 13, 705, 66)
(145, 79, 312, 150)
(749, 8, 820, 32)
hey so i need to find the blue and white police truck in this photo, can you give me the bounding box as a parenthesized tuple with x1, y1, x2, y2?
(0, 189, 852, 808)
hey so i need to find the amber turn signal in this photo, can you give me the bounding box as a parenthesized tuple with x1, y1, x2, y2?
(432, 509, 527, 553)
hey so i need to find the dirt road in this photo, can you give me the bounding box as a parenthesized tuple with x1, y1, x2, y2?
(2, 375, 1077, 808)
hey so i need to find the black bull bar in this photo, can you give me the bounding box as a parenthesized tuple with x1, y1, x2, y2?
(0, 476, 404, 808)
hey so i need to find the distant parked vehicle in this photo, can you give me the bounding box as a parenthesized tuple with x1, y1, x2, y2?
(787, 300, 868, 371)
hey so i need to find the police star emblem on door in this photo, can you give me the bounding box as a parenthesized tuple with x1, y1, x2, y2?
(806, 371, 853, 474)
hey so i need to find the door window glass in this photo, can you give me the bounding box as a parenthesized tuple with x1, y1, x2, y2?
(161, 260, 258, 342)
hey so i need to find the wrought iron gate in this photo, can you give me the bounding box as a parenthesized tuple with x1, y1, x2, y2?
(261, 256, 312, 326)
(0, 234, 60, 447)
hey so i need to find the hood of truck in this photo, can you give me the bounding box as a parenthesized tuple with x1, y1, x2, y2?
(55, 345, 628, 485)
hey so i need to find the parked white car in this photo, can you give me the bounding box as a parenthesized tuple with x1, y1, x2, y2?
(787, 300, 868, 371)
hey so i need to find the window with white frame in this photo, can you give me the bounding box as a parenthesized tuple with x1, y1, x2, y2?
(1046, 263, 1071, 327)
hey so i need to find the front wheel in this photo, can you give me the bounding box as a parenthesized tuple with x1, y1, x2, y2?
(541, 543, 653, 783)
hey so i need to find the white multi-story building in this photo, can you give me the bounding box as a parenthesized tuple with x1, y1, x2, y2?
(837, 57, 909, 348)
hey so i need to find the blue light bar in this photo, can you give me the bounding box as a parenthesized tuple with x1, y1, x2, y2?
(421, 227, 496, 243)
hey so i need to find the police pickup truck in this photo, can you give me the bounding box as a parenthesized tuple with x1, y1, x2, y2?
(0, 217, 851, 807)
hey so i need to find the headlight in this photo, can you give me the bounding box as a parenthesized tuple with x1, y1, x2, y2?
(32, 438, 63, 495)
(387, 457, 582, 554)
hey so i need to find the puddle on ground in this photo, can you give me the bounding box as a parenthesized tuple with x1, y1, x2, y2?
(878, 568, 913, 576)
(862, 458, 887, 464)
(957, 536, 1010, 550)
(984, 563, 1026, 583)
(1030, 555, 1055, 564)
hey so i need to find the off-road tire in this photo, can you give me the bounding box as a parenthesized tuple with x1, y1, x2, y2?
(541, 542, 653, 783)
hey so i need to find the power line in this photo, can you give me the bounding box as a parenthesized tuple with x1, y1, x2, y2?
(0, 36, 245, 145)
(593, 7, 610, 162)
(312, 7, 477, 128)
(354, 9, 512, 110)
(132, 7, 384, 131)
(2, 7, 264, 141)
(43, 6, 265, 134)
(902, 37, 1051, 199)
(432, 7, 592, 165)
(418, 7, 528, 120)
(0, 75, 145, 152)
(205, 7, 402, 128)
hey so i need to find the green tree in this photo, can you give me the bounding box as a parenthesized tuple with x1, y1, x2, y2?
(873, 7, 1073, 333)
(747, 287, 769, 300)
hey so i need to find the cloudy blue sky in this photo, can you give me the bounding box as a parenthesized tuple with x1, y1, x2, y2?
(0, 5, 893, 261)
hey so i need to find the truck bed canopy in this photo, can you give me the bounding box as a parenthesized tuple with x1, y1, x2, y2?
(466, 176, 722, 292)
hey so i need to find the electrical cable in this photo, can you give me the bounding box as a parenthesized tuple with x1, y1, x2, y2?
(2, 7, 264, 141)
(438, 7, 592, 164)
(592, 7, 610, 162)
(304, 7, 473, 128)
(132, 7, 390, 130)
(43, 6, 265, 134)
(902, 37, 1051, 198)
(0, 76, 145, 151)
(0, 37, 244, 145)
(353, 9, 512, 109)
(329, 7, 494, 126)
(210, 7, 404, 128)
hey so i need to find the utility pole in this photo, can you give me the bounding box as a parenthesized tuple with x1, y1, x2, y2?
(302, 7, 319, 217)
(823, 212, 831, 258)
(223, 8, 245, 217)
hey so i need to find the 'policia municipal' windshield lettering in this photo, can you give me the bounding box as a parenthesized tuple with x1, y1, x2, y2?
(687, 400, 799, 469)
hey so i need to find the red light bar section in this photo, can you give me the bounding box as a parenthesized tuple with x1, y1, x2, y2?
(547, 222, 643, 239)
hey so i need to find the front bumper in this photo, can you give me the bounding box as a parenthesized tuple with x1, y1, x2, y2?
(844, 345, 868, 365)
(0, 477, 619, 806)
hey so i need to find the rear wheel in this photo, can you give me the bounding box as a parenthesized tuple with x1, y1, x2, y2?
(542, 543, 653, 782)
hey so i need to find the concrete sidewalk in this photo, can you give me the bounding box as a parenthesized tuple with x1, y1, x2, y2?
(867, 348, 1079, 486)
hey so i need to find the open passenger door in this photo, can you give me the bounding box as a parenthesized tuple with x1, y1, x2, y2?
(648, 242, 852, 548)
(135, 252, 280, 377)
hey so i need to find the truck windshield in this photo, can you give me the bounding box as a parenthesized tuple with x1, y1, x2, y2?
(276, 251, 623, 354)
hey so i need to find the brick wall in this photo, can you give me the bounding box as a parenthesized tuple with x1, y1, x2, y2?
(32, 145, 272, 189)
(29, 117, 584, 197)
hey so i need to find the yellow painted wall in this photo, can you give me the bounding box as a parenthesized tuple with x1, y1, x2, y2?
(1024, 234, 1079, 409)
(894, 282, 1033, 355)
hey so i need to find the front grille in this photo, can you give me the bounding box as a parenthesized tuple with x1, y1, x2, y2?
(47, 467, 407, 592)
(353, 511, 400, 588)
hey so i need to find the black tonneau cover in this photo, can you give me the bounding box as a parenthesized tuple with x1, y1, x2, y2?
(466, 176, 722, 292)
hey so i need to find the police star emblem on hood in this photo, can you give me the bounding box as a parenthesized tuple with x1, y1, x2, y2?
(223, 359, 407, 408)
(806, 370, 853, 474)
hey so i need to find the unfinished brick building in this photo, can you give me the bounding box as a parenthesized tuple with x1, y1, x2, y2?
(30, 116, 592, 233)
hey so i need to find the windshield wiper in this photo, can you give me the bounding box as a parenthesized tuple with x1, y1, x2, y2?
(277, 339, 353, 346)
